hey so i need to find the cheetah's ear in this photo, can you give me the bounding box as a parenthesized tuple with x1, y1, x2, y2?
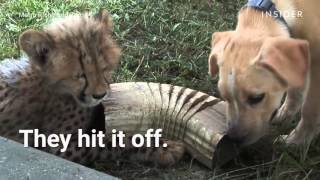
(19, 29, 53, 67)
(94, 9, 113, 32)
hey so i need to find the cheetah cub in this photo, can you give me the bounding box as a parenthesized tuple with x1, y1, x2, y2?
(0, 10, 184, 167)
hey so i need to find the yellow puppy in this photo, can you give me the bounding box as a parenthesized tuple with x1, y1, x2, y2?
(208, 0, 320, 146)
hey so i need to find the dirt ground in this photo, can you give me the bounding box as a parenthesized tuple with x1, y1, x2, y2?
(94, 139, 276, 180)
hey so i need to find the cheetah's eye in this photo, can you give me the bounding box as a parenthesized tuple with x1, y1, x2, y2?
(75, 72, 86, 79)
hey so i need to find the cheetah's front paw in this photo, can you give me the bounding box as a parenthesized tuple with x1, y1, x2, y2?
(151, 140, 185, 167)
(130, 140, 185, 167)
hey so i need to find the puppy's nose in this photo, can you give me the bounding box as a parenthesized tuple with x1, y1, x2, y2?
(226, 127, 245, 144)
(92, 92, 106, 100)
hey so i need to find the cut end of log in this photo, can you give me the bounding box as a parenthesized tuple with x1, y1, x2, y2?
(212, 135, 239, 168)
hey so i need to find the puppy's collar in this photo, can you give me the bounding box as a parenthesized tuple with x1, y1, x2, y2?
(244, 0, 289, 29)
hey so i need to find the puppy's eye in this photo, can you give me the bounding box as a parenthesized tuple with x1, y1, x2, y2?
(247, 93, 265, 106)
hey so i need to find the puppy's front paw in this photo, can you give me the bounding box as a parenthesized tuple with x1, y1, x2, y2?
(283, 129, 313, 146)
(272, 89, 303, 128)
(274, 134, 304, 151)
(283, 132, 301, 145)
(274, 134, 287, 144)
(273, 134, 295, 147)
(272, 105, 299, 130)
(151, 140, 185, 167)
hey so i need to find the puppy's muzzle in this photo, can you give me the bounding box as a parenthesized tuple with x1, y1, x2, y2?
(226, 126, 246, 145)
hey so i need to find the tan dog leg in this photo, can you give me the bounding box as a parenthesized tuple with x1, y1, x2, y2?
(285, 77, 320, 145)
(273, 88, 303, 126)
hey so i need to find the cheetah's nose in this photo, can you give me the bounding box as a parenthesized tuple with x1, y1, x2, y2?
(92, 92, 106, 100)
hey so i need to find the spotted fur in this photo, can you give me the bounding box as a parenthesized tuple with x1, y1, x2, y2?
(0, 10, 184, 167)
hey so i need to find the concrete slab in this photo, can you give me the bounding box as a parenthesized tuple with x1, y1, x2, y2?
(0, 137, 117, 180)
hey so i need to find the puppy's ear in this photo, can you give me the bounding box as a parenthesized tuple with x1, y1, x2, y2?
(94, 9, 113, 32)
(208, 31, 233, 77)
(19, 29, 53, 67)
(257, 37, 310, 88)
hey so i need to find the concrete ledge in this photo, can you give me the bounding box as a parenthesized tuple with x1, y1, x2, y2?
(0, 137, 117, 180)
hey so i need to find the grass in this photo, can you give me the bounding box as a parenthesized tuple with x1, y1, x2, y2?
(1, 0, 320, 179)
(0, 0, 242, 93)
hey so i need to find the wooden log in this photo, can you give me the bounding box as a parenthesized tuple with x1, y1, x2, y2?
(102, 82, 239, 169)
